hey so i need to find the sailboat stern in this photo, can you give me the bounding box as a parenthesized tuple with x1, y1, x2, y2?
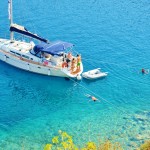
(61, 62, 83, 79)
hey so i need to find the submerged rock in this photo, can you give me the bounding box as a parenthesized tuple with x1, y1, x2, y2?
(135, 133, 149, 141)
(134, 114, 148, 122)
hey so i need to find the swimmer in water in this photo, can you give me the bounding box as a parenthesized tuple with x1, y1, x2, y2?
(85, 94, 100, 102)
(142, 68, 146, 74)
(141, 68, 149, 74)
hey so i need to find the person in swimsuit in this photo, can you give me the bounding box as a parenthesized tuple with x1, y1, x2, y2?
(85, 94, 100, 102)
(62, 60, 67, 68)
(141, 68, 149, 74)
(77, 54, 81, 71)
(71, 58, 76, 73)
(67, 52, 72, 60)
(142, 68, 145, 74)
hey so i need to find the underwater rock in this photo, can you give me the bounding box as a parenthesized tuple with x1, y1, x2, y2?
(143, 111, 150, 115)
(135, 133, 149, 141)
(134, 114, 147, 122)
(136, 134, 144, 140)
(140, 126, 146, 131)
(130, 141, 138, 147)
(123, 116, 130, 120)
(130, 137, 138, 142)
(127, 141, 137, 150)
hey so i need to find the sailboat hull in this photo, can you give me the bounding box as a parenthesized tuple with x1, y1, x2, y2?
(0, 51, 70, 77)
(0, 39, 83, 78)
(1, 0, 83, 79)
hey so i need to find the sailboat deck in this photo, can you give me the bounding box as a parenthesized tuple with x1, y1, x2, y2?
(0, 39, 32, 53)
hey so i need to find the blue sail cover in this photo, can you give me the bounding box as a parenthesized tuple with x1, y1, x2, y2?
(33, 41, 74, 55)
(10, 24, 48, 43)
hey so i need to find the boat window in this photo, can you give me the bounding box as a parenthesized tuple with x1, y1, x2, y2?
(30, 58, 33, 60)
(22, 55, 29, 59)
(10, 50, 15, 54)
(30, 50, 41, 58)
(16, 52, 21, 56)
(35, 51, 42, 58)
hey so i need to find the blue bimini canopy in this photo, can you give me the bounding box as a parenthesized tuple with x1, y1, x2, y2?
(33, 41, 74, 55)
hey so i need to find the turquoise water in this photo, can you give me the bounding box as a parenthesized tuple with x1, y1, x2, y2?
(0, 0, 150, 149)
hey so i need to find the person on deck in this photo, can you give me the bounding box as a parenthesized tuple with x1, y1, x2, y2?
(71, 58, 76, 73)
(62, 60, 68, 68)
(76, 54, 81, 71)
(67, 52, 72, 60)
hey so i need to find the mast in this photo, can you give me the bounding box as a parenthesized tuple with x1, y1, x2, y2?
(8, 0, 14, 41)
(8, 0, 48, 43)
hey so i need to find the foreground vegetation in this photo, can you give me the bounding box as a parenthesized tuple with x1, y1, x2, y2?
(44, 131, 150, 150)
(139, 141, 150, 150)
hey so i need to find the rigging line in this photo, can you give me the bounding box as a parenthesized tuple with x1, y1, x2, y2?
(79, 52, 150, 73)
(83, 57, 150, 86)
(69, 78, 129, 114)
(21, 0, 36, 35)
(82, 58, 110, 71)
(82, 57, 138, 70)
(69, 78, 147, 116)
(73, 49, 80, 55)
(19, 0, 40, 37)
(81, 58, 134, 82)
(25, 1, 39, 36)
(17, 0, 24, 28)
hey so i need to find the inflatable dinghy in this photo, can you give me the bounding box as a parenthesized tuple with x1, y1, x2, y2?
(82, 68, 108, 80)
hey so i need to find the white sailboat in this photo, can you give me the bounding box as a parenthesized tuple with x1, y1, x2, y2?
(0, 0, 83, 79)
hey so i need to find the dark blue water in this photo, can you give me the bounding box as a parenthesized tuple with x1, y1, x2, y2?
(0, 0, 150, 149)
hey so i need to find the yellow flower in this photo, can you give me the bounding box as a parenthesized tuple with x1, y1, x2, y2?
(74, 147, 79, 150)
(67, 138, 73, 144)
(57, 147, 63, 150)
(44, 144, 52, 150)
(61, 141, 69, 149)
(86, 142, 96, 150)
(81, 148, 87, 150)
(61, 132, 69, 138)
(52, 136, 59, 144)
